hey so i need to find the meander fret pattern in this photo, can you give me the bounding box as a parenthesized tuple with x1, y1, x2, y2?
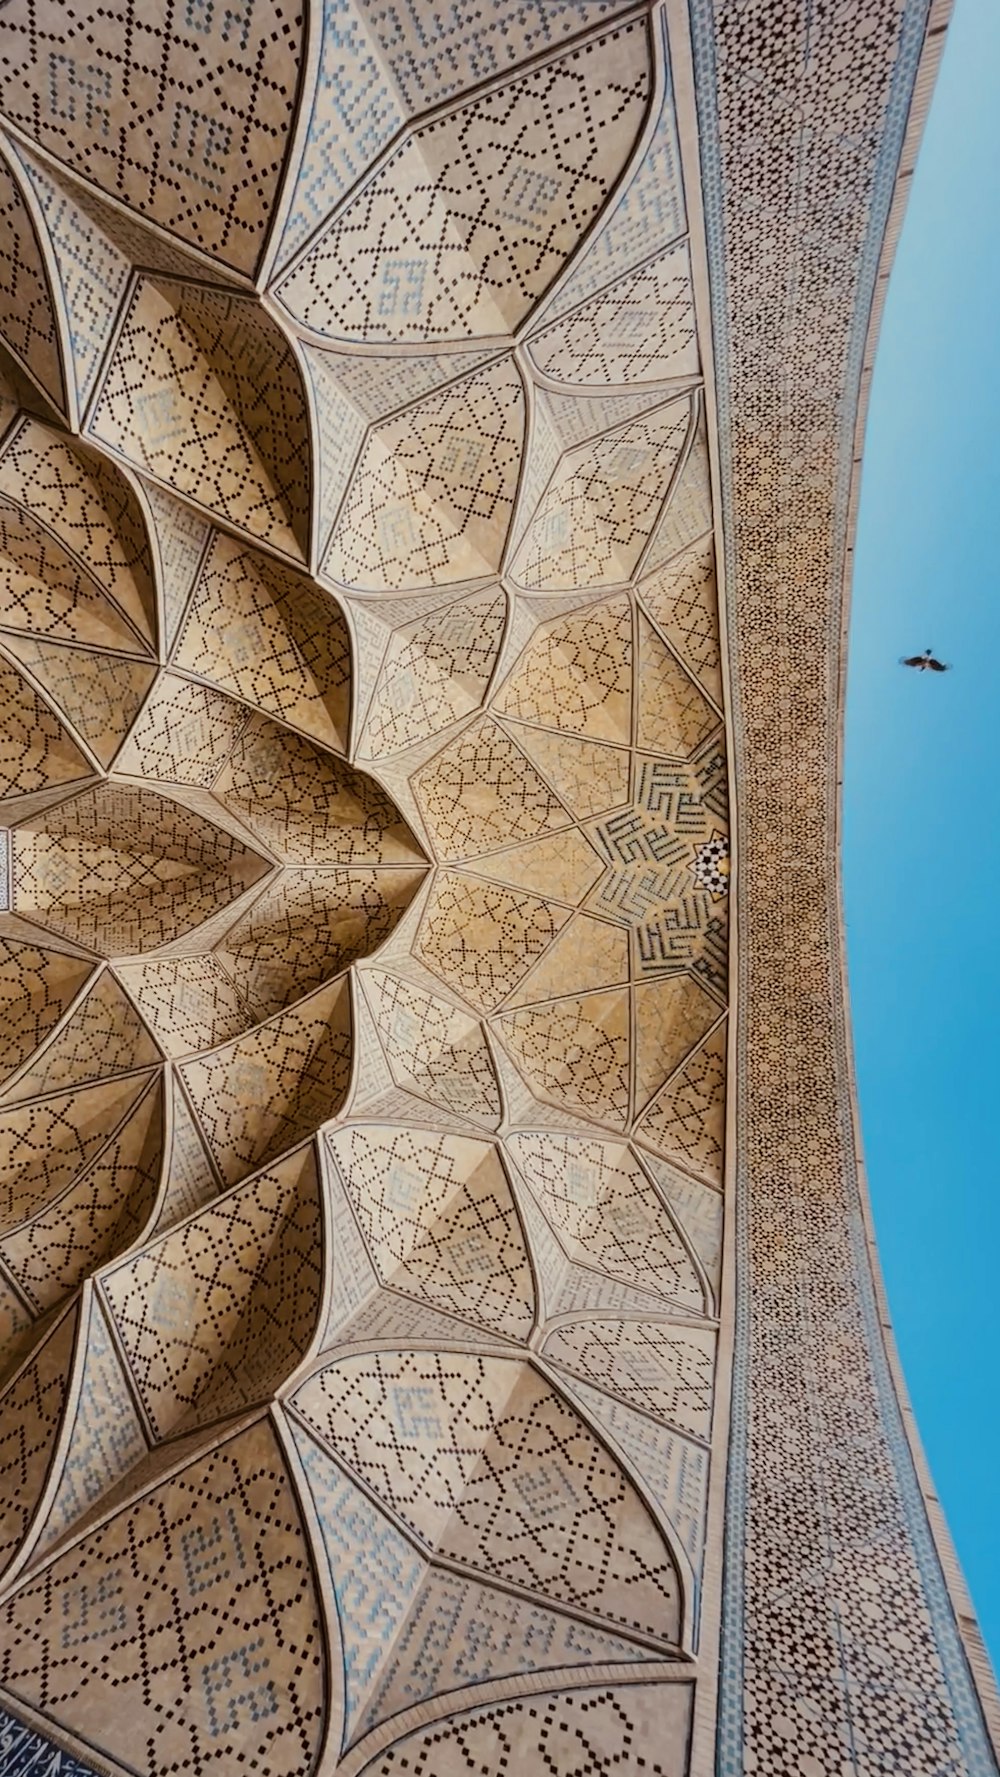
(0, 3, 986, 1776)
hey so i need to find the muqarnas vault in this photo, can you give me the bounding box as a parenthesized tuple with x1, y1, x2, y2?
(0, 1, 995, 1775)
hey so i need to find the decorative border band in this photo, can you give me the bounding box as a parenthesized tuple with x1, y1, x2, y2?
(686, 0, 1000, 1768)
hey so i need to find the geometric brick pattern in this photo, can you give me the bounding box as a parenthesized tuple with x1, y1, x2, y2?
(643, 416, 713, 576)
(0, 1073, 154, 1235)
(0, 1309, 76, 1581)
(173, 531, 351, 750)
(215, 716, 428, 867)
(32, 1294, 148, 1562)
(542, 1317, 716, 1442)
(493, 596, 634, 743)
(290, 1349, 681, 1640)
(0, 146, 65, 414)
(0, 937, 93, 1089)
(509, 401, 692, 592)
(325, 357, 525, 591)
(275, 25, 649, 343)
(178, 980, 353, 1187)
(361, 971, 502, 1126)
(326, 1125, 531, 1337)
(528, 240, 700, 387)
(0, 495, 151, 658)
(414, 603, 727, 1125)
(1, 632, 157, 767)
(506, 1133, 706, 1313)
(415, 869, 570, 1013)
(0, 646, 30, 802)
(10, 781, 272, 955)
(0, 419, 157, 646)
(0, 1073, 161, 1315)
(0, 3, 303, 275)
(639, 535, 722, 705)
(413, 715, 571, 861)
(274, 0, 635, 272)
(359, 590, 506, 759)
(355, 1684, 694, 1775)
(101, 1146, 322, 1438)
(90, 281, 312, 558)
(216, 869, 424, 1024)
(114, 673, 253, 787)
(0, 7, 732, 1741)
(0, 1419, 326, 1775)
(0, 1, 972, 1773)
(289, 1430, 665, 1752)
(636, 1021, 727, 1184)
(681, 0, 1000, 1772)
(13, 146, 133, 418)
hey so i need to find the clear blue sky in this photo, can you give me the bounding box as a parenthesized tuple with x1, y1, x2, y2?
(844, 0, 1000, 1670)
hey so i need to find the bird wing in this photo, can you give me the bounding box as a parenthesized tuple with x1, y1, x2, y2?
(900, 656, 924, 667)
(927, 657, 950, 671)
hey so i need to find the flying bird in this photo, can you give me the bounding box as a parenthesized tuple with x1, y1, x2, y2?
(900, 648, 950, 672)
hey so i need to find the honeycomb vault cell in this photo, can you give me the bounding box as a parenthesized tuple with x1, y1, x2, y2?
(9, 780, 272, 954)
(0, 4, 993, 1777)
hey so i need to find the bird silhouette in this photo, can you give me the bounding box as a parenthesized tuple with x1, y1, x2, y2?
(900, 648, 950, 672)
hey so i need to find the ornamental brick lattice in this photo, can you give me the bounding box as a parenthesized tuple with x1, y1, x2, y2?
(0, 2, 995, 1774)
